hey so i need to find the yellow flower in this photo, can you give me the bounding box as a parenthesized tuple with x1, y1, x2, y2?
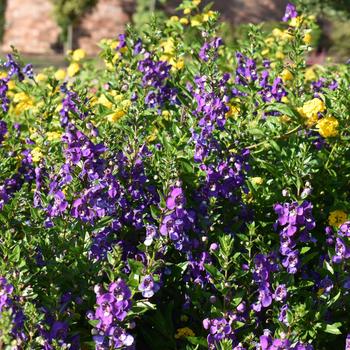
(72, 48, 86, 62)
(251, 177, 264, 185)
(179, 17, 189, 25)
(265, 37, 275, 47)
(290, 16, 303, 27)
(190, 14, 202, 27)
(272, 28, 283, 38)
(54, 69, 66, 80)
(13, 92, 34, 114)
(110, 40, 119, 51)
(160, 38, 175, 55)
(328, 210, 347, 227)
(226, 104, 240, 119)
(121, 99, 131, 111)
(281, 30, 293, 41)
(46, 131, 62, 141)
(174, 327, 195, 339)
(98, 94, 113, 109)
(317, 116, 339, 138)
(169, 16, 179, 22)
(261, 49, 270, 56)
(305, 67, 316, 81)
(281, 69, 293, 82)
(67, 62, 80, 77)
(303, 33, 312, 45)
(275, 51, 285, 60)
(280, 114, 291, 122)
(202, 10, 215, 22)
(302, 98, 325, 119)
(281, 96, 289, 104)
(31, 147, 43, 163)
(0, 72, 7, 79)
(36, 73, 47, 82)
(7, 80, 16, 90)
(106, 109, 125, 122)
(147, 128, 159, 142)
(192, 0, 201, 5)
(183, 8, 191, 15)
(162, 110, 171, 120)
(174, 58, 185, 70)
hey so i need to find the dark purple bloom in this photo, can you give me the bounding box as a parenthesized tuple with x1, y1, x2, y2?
(333, 237, 350, 263)
(282, 250, 300, 274)
(274, 284, 287, 302)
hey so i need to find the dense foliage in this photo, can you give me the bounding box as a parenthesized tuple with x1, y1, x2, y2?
(0, 1, 350, 349)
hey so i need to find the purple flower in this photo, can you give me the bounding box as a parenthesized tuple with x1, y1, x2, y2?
(282, 250, 300, 274)
(199, 37, 223, 62)
(339, 222, 350, 237)
(203, 317, 234, 349)
(138, 275, 160, 298)
(23, 63, 34, 79)
(333, 237, 350, 263)
(0, 120, 7, 144)
(345, 334, 350, 350)
(279, 304, 289, 325)
(166, 187, 185, 210)
(274, 284, 287, 302)
(282, 3, 298, 22)
(319, 276, 333, 295)
(144, 225, 158, 246)
(90, 279, 133, 349)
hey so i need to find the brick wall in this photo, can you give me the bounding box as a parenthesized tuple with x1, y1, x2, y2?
(1, 0, 288, 55)
(1, 0, 60, 54)
(1, 0, 132, 55)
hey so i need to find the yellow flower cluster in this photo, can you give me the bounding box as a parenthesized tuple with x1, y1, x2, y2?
(281, 69, 293, 82)
(304, 67, 317, 81)
(67, 62, 80, 77)
(317, 116, 339, 138)
(174, 327, 195, 339)
(169, 0, 215, 27)
(66, 48, 87, 77)
(226, 103, 240, 119)
(251, 177, 264, 185)
(13, 92, 35, 115)
(159, 38, 185, 71)
(46, 131, 62, 142)
(98, 92, 131, 123)
(54, 69, 66, 81)
(31, 147, 43, 163)
(298, 98, 325, 127)
(329, 210, 348, 227)
(303, 32, 312, 45)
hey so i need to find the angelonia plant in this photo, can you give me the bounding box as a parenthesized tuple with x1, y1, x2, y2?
(0, 1, 350, 349)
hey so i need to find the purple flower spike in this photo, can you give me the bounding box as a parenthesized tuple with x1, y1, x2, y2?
(283, 3, 298, 22)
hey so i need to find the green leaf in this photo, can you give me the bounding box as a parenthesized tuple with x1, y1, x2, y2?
(324, 260, 334, 275)
(300, 246, 311, 255)
(88, 319, 99, 327)
(9, 245, 21, 262)
(324, 322, 342, 335)
(265, 103, 299, 118)
(187, 336, 207, 347)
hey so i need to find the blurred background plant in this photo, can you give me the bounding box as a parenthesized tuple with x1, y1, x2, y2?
(0, 0, 350, 64)
(51, 0, 98, 51)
